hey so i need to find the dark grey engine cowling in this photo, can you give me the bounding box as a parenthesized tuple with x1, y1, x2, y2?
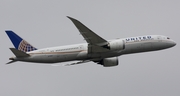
(98, 57, 118, 67)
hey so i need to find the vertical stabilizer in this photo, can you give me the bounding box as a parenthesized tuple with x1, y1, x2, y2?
(5, 30, 37, 52)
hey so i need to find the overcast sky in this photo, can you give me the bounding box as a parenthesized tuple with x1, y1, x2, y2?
(0, 0, 179, 96)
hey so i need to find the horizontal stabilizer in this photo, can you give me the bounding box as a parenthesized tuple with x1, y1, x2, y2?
(9, 48, 29, 57)
(6, 60, 17, 64)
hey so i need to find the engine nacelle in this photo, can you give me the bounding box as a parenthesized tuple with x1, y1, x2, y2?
(99, 57, 119, 67)
(109, 40, 125, 51)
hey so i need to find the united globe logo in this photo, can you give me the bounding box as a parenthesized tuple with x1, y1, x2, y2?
(18, 40, 37, 52)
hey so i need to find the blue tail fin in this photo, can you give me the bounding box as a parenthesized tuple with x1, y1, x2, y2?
(5, 30, 37, 52)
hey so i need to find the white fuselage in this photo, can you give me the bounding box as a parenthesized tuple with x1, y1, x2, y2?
(14, 35, 176, 63)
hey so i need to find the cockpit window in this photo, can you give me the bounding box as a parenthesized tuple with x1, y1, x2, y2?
(167, 37, 170, 39)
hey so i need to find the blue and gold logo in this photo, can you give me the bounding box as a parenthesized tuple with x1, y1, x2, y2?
(18, 40, 37, 52)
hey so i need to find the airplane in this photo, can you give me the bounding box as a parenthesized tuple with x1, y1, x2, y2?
(5, 16, 176, 67)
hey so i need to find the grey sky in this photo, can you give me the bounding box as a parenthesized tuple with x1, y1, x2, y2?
(0, 0, 179, 96)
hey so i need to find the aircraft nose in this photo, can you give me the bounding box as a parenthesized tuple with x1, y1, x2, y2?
(168, 40, 176, 47)
(172, 41, 176, 46)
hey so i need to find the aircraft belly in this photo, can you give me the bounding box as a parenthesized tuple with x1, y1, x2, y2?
(55, 53, 79, 62)
(20, 54, 48, 63)
(76, 51, 88, 60)
(100, 51, 121, 58)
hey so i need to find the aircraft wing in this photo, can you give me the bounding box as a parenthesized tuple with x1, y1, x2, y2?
(67, 16, 108, 45)
(67, 16, 110, 53)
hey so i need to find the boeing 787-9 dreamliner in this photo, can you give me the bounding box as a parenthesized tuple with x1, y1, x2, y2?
(6, 16, 176, 67)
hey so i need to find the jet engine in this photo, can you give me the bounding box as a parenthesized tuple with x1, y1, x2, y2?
(102, 40, 125, 51)
(98, 57, 118, 67)
(109, 40, 125, 51)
